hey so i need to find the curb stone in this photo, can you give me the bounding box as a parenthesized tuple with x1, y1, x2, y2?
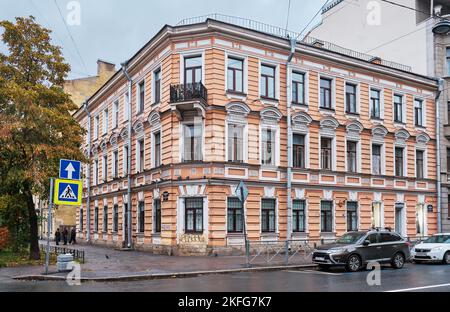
(13, 264, 317, 283)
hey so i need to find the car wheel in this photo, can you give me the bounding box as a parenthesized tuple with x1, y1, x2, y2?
(346, 254, 361, 272)
(391, 252, 405, 269)
(443, 251, 450, 265)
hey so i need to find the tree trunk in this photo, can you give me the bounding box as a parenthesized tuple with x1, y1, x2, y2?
(26, 191, 40, 260)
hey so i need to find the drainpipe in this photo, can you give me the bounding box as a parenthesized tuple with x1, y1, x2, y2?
(122, 61, 133, 249)
(436, 78, 444, 234)
(286, 37, 296, 240)
(83, 101, 91, 243)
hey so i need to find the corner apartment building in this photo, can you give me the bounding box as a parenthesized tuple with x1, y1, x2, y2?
(309, 0, 450, 232)
(74, 16, 439, 255)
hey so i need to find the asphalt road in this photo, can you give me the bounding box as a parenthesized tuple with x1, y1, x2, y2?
(1, 263, 449, 292)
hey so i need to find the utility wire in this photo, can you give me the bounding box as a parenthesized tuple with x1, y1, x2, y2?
(379, 0, 432, 17)
(296, 0, 332, 40)
(53, 0, 89, 74)
(284, 0, 292, 34)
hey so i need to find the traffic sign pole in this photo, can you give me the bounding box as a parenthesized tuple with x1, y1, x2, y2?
(45, 177, 54, 275)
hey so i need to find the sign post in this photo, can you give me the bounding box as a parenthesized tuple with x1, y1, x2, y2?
(235, 181, 249, 267)
(45, 177, 54, 275)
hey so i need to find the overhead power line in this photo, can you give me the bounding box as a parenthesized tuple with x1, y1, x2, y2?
(284, 0, 292, 33)
(296, 0, 332, 40)
(379, 0, 432, 17)
(53, 0, 89, 74)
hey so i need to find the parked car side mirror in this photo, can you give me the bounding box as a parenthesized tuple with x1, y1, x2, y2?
(362, 240, 370, 246)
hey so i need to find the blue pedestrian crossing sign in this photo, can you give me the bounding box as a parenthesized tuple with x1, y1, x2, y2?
(54, 179, 82, 206)
(235, 181, 249, 203)
(59, 159, 81, 180)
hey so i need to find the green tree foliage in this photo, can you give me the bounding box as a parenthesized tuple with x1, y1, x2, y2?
(0, 16, 85, 259)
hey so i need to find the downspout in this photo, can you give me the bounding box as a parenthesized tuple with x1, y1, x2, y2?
(436, 78, 444, 234)
(286, 37, 296, 240)
(83, 101, 91, 243)
(122, 61, 133, 249)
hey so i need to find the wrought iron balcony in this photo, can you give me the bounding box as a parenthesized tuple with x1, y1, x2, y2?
(170, 82, 208, 104)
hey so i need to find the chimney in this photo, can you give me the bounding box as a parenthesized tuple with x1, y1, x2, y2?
(312, 39, 324, 48)
(97, 59, 116, 78)
(369, 56, 382, 65)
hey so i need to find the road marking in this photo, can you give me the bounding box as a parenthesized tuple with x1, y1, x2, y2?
(386, 283, 450, 292)
(285, 270, 343, 276)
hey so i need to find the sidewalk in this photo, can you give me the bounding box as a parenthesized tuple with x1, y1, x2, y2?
(2, 240, 315, 282)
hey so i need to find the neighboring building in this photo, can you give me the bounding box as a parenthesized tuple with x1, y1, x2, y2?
(64, 60, 116, 108)
(310, 0, 450, 232)
(74, 15, 439, 255)
(38, 60, 116, 239)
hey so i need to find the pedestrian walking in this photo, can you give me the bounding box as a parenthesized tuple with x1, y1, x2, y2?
(63, 227, 68, 245)
(69, 227, 77, 245)
(55, 228, 61, 245)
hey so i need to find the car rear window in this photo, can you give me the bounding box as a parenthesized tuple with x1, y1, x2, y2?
(380, 233, 402, 242)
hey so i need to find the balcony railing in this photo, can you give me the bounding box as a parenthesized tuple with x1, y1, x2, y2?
(170, 82, 208, 104)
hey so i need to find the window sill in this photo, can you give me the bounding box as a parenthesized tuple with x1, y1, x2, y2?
(415, 125, 426, 130)
(292, 102, 308, 107)
(260, 97, 279, 105)
(394, 121, 406, 127)
(227, 232, 245, 237)
(370, 117, 384, 122)
(345, 112, 359, 116)
(227, 90, 247, 97)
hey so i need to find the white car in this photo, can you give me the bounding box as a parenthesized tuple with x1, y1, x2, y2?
(411, 234, 450, 264)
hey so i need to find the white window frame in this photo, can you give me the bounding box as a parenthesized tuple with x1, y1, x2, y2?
(179, 50, 206, 84)
(112, 149, 119, 178)
(393, 145, 407, 177)
(292, 131, 309, 168)
(225, 52, 248, 94)
(123, 92, 129, 122)
(102, 154, 107, 183)
(290, 67, 309, 106)
(392, 92, 406, 124)
(344, 80, 360, 115)
(93, 158, 98, 185)
(112, 100, 119, 129)
(102, 108, 109, 135)
(369, 87, 384, 120)
(371, 201, 384, 228)
(151, 129, 162, 168)
(225, 121, 248, 163)
(414, 97, 426, 128)
(152, 66, 163, 104)
(179, 119, 205, 163)
(136, 137, 145, 173)
(414, 147, 428, 179)
(136, 79, 146, 115)
(318, 135, 336, 171)
(318, 74, 336, 110)
(93, 115, 99, 140)
(345, 139, 360, 173)
(259, 125, 280, 167)
(122, 144, 129, 176)
(259, 198, 279, 234)
(319, 200, 335, 233)
(370, 142, 386, 175)
(259, 60, 280, 103)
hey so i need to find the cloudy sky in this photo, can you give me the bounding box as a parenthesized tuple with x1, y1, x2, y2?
(0, 0, 325, 79)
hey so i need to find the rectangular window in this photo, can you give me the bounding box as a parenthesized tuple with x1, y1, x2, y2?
(261, 199, 276, 233)
(124, 92, 129, 121)
(185, 198, 203, 233)
(103, 206, 108, 233)
(113, 100, 119, 128)
(154, 199, 161, 233)
(347, 202, 358, 231)
(154, 68, 161, 104)
(293, 200, 306, 232)
(372, 202, 382, 228)
(185, 56, 202, 84)
(138, 201, 145, 233)
(183, 123, 202, 162)
(262, 128, 275, 166)
(321, 137, 332, 170)
(137, 139, 145, 172)
(94, 159, 99, 185)
(292, 71, 305, 104)
(447, 148, 450, 173)
(345, 83, 357, 114)
(320, 78, 332, 109)
(102, 155, 107, 182)
(370, 89, 381, 119)
(228, 124, 244, 163)
(113, 150, 118, 178)
(94, 206, 99, 233)
(372, 144, 382, 175)
(103, 109, 108, 135)
(123, 145, 129, 175)
(113, 204, 119, 232)
(138, 81, 145, 114)
(227, 198, 243, 233)
(416, 150, 424, 179)
(320, 201, 333, 232)
(414, 99, 423, 127)
(395, 147, 404, 177)
(447, 47, 450, 76)
(260, 64, 276, 99)
(293, 134, 305, 168)
(154, 131, 161, 167)
(394, 94, 403, 123)
(346, 141, 357, 173)
(227, 57, 244, 93)
(416, 204, 425, 235)
(94, 115, 99, 139)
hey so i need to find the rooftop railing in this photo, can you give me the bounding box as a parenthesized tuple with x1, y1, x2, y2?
(176, 13, 412, 72)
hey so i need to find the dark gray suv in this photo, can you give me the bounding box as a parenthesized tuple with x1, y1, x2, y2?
(312, 228, 411, 272)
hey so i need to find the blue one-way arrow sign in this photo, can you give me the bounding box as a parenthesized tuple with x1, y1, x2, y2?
(59, 159, 81, 180)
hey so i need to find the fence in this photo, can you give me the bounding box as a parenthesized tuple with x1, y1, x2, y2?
(39, 244, 85, 263)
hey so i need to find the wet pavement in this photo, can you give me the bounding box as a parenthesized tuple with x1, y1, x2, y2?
(1, 262, 449, 292)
